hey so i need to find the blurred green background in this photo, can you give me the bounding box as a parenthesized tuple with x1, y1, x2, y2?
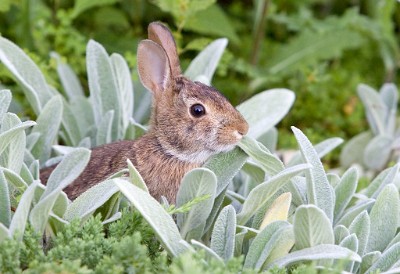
(0, 0, 399, 155)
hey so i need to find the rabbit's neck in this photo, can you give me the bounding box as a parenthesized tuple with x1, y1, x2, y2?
(132, 133, 201, 202)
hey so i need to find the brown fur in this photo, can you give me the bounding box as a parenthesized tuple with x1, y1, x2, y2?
(40, 22, 248, 203)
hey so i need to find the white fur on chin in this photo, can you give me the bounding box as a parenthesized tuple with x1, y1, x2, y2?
(166, 143, 237, 164)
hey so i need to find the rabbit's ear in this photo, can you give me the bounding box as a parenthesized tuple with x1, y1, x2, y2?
(148, 22, 181, 77)
(137, 40, 171, 95)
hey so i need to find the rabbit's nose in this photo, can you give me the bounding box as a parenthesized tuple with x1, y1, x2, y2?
(237, 119, 249, 136)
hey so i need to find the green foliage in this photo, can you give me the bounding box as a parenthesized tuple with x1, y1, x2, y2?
(46, 216, 112, 269)
(341, 83, 400, 171)
(0, 236, 22, 272)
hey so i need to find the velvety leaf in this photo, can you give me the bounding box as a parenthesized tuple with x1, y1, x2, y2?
(380, 83, 398, 135)
(0, 113, 26, 173)
(293, 205, 334, 249)
(263, 225, 295, 268)
(96, 110, 114, 146)
(26, 132, 40, 151)
(363, 165, 399, 199)
(337, 199, 375, 227)
(241, 162, 265, 184)
(102, 212, 122, 225)
(366, 242, 400, 274)
(327, 173, 341, 188)
(87, 40, 121, 141)
(366, 184, 400, 253)
(69, 97, 95, 141)
(258, 127, 278, 152)
(340, 234, 359, 252)
(204, 147, 248, 196)
(238, 136, 284, 176)
(0, 89, 11, 122)
(338, 234, 359, 272)
(52, 192, 69, 218)
(386, 232, 400, 250)
(9, 182, 37, 240)
(203, 188, 227, 235)
(349, 210, 370, 256)
(30, 148, 91, 234)
(132, 81, 151, 123)
(244, 221, 291, 270)
(52, 53, 84, 100)
(267, 244, 361, 268)
(237, 89, 295, 139)
(0, 37, 53, 114)
(185, 38, 228, 85)
(361, 251, 381, 274)
(292, 126, 335, 222)
(0, 120, 36, 157)
(43, 148, 91, 198)
(61, 100, 84, 146)
(334, 225, 350, 245)
(115, 180, 187, 257)
(237, 163, 310, 225)
(357, 83, 386, 135)
(30, 96, 63, 164)
(234, 227, 248, 256)
(260, 192, 291, 230)
(176, 168, 217, 240)
(64, 179, 120, 221)
(210, 205, 236, 262)
(1, 168, 28, 191)
(111, 53, 133, 134)
(334, 167, 358, 223)
(288, 137, 343, 167)
(340, 131, 373, 168)
(127, 159, 148, 192)
(364, 134, 393, 170)
(0, 170, 11, 227)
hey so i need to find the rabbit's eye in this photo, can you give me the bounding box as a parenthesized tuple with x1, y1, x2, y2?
(190, 104, 206, 117)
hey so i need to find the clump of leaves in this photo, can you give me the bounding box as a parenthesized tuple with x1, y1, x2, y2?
(340, 83, 400, 171)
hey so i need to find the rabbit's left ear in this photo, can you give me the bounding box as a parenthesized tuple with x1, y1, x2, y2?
(148, 22, 181, 77)
(137, 39, 171, 96)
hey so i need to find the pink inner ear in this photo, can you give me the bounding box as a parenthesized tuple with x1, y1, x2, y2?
(137, 40, 171, 94)
(149, 52, 169, 90)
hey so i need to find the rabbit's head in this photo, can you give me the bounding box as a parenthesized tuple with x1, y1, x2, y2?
(137, 22, 248, 164)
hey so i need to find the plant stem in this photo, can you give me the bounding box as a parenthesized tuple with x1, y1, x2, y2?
(250, 0, 269, 66)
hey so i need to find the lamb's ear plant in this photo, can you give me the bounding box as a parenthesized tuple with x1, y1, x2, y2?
(340, 83, 400, 171)
(115, 127, 368, 271)
(116, 125, 400, 273)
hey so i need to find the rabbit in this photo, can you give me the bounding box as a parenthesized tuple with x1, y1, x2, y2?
(40, 22, 249, 203)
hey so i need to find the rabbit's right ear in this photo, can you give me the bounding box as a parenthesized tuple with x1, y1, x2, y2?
(137, 40, 171, 95)
(148, 22, 181, 77)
